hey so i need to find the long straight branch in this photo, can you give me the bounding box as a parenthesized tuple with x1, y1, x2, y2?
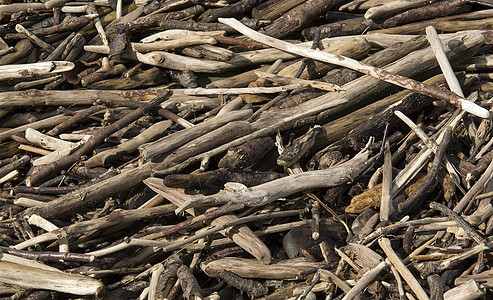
(218, 18, 489, 119)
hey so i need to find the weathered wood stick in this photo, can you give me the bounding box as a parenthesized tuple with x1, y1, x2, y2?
(17, 204, 176, 249)
(131, 36, 217, 53)
(378, 238, 430, 300)
(5, 15, 98, 40)
(158, 121, 253, 167)
(252, 0, 306, 20)
(0, 155, 30, 179)
(44, 0, 71, 9)
(15, 24, 55, 53)
(0, 61, 74, 81)
(176, 148, 373, 212)
(133, 47, 298, 73)
(255, 71, 343, 91)
(181, 44, 234, 61)
(374, 16, 493, 35)
(0, 3, 45, 16)
(25, 128, 74, 150)
(277, 36, 370, 79)
(199, 0, 257, 22)
(14, 75, 62, 91)
(364, 0, 432, 19)
(0, 261, 103, 295)
(140, 29, 226, 43)
(342, 261, 388, 300)
(184, 85, 307, 95)
(0, 88, 213, 108)
(380, 144, 392, 222)
(382, 0, 470, 28)
(142, 179, 273, 264)
(444, 280, 485, 300)
(0, 115, 71, 143)
(201, 257, 326, 280)
(261, 0, 342, 38)
(218, 18, 489, 118)
(85, 120, 172, 168)
(140, 109, 252, 161)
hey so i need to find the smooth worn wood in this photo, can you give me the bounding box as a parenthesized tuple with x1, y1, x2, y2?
(201, 257, 326, 279)
(0, 261, 103, 295)
(176, 148, 373, 211)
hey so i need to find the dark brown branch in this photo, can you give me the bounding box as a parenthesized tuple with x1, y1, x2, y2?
(47, 105, 107, 136)
(393, 127, 452, 219)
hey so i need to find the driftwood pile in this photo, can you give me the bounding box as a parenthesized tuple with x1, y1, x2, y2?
(2, 0, 493, 299)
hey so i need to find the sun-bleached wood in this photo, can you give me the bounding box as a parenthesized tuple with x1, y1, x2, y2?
(218, 18, 489, 119)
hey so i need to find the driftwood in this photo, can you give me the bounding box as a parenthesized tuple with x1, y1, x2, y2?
(219, 18, 489, 118)
(176, 148, 373, 212)
(2, 2, 493, 299)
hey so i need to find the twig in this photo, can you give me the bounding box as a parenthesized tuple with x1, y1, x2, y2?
(394, 127, 452, 218)
(430, 202, 488, 246)
(341, 261, 388, 300)
(218, 18, 489, 119)
(378, 237, 430, 300)
(148, 263, 164, 300)
(176, 148, 373, 212)
(26, 91, 170, 186)
(425, 26, 464, 97)
(15, 24, 55, 53)
(454, 158, 493, 213)
(380, 143, 392, 222)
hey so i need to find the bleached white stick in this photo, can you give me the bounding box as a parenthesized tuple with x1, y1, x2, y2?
(27, 214, 69, 253)
(426, 26, 464, 97)
(0, 61, 74, 81)
(218, 18, 489, 119)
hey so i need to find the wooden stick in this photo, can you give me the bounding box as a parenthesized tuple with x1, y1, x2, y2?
(148, 264, 164, 300)
(218, 18, 489, 119)
(425, 26, 464, 97)
(317, 269, 351, 293)
(26, 93, 170, 186)
(0, 61, 74, 81)
(25, 128, 74, 151)
(0, 115, 71, 143)
(14, 75, 62, 91)
(184, 85, 306, 95)
(0, 261, 103, 295)
(27, 214, 69, 253)
(443, 279, 485, 300)
(176, 148, 373, 212)
(16, 204, 176, 250)
(364, 0, 431, 19)
(378, 237, 430, 300)
(255, 71, 343, 92)
(341, 261, 388, 300)
(15, 24, 55, 53)
(141, 29, 226, 43)
(454, 159, 493, 213)
(131, 36, 217, 52)
(430, 202, 488, 246)
(380, 143, 392, 222)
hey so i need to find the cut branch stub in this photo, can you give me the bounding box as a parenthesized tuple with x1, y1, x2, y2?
(218, 18, 489, 119)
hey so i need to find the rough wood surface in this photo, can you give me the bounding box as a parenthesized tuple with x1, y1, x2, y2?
(1, 2, 493, 299)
